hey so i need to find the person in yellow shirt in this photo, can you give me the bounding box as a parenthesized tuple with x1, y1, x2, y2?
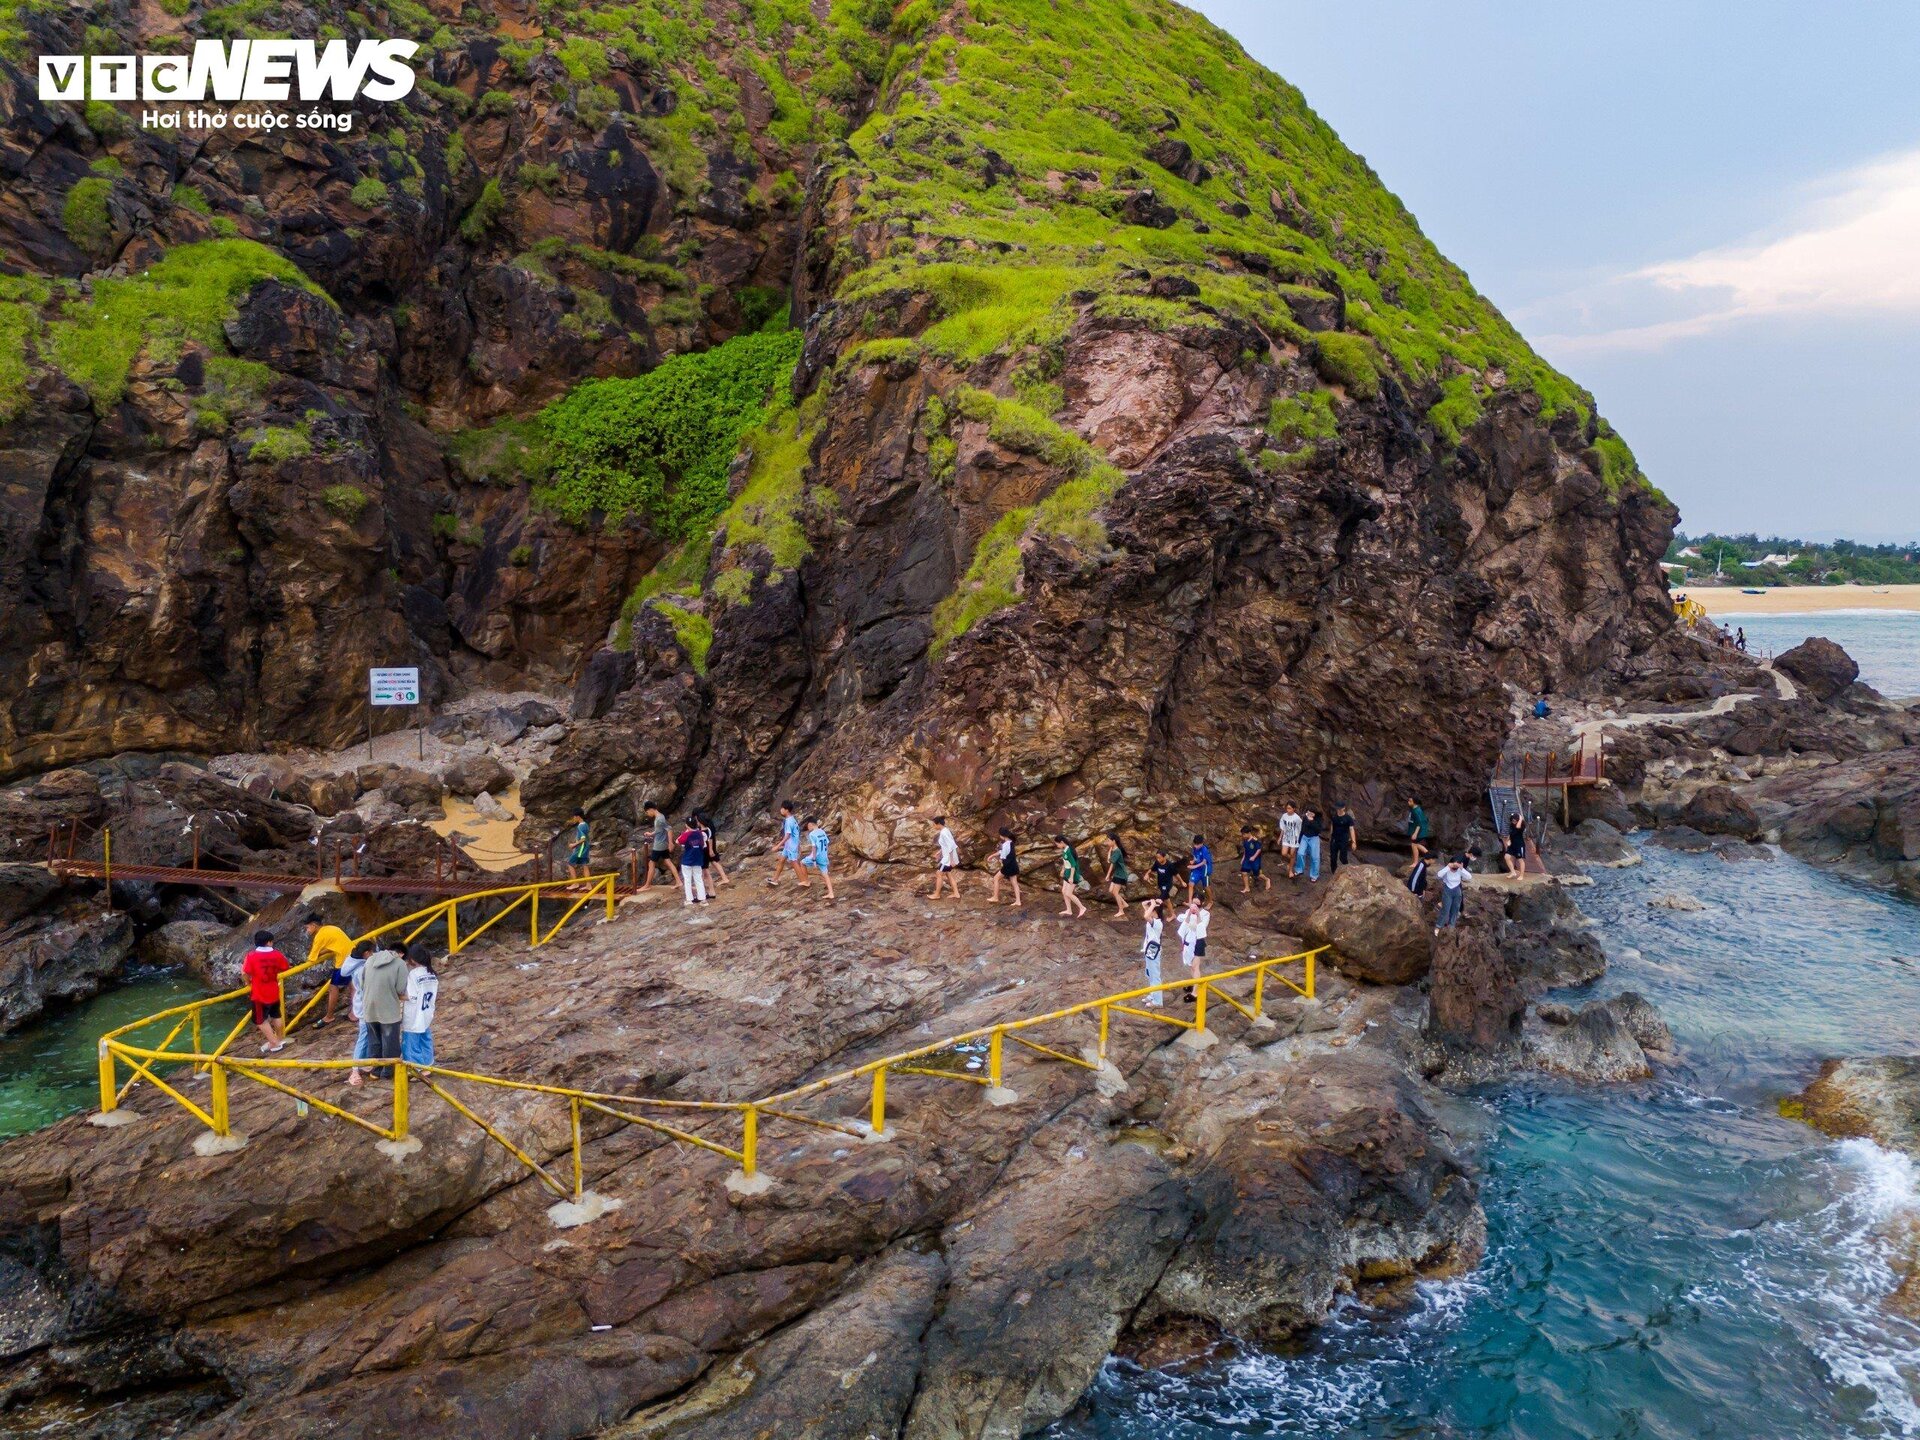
(303, 912, 354, 1029)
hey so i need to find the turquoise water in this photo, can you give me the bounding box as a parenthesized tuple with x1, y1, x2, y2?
(1054, 843, 1920, 1438)
(0, 970, 208, 1138)
(1716, 610, 1920, 696)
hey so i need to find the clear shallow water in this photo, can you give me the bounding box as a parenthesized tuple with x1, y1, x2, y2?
(1052, 843, 1920, 1439)
(1714, 610, 1920, 696)
(0, 970, 207, 1138)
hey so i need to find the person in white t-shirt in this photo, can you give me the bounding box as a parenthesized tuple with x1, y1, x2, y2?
(1278, 804, 1303, 876)
(1436, 855, 1468, 932)
(928, 815, 963, 899)
(400, 953, 440, 1066)
(1176, 896, 1210, 1003)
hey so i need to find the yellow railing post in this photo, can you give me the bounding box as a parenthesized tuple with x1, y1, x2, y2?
(97, 1040, 116, 1115)
(1097, 1005, 1111, 1061)
(570, 1097, 583, 1199)
(1193, 982, 1208, 1033)
(531, 889, 539, 946)
(1253, 965, 1266, 1018)
(392, 1063, 409, 1141)
(603, 874, 615, 919)
(741, 1106, 759, 1178)
(191, 1010, 202, 1062)
(869, 1068, 886, 1135)
(447, 900, 459, 955)
(211, 1062, 229, 1136)
(1305, 950, 1315, 1000)
(988, 1029, 1004, 1089)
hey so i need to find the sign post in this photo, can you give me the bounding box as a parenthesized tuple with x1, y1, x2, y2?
(368, 667, 422, 762)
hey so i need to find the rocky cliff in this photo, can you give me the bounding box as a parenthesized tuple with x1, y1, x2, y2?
(0, 0, 1673, 847)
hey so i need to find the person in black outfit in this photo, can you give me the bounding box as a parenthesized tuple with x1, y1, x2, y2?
(1148, 849, 1180, 914)
(1329, 803, 1355, 871)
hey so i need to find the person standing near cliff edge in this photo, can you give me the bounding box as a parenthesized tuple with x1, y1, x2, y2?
(242, 930, 291, 1054)
(1329, 803, 1356, 872)
(930, 815, 963, 899)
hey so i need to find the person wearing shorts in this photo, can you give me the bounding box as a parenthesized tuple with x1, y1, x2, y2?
(1186, 834, 1213, 902)
(642, 803, 677, 889)
(991, 828, 1023, 907)
(1176, 896, 1210, 1003)
(802, 817, 835, 900)
(1148, 849, 1179, 913)
(304, 912, 353, 1029)
(1055, 834, 1089, 918)
(241, 930, 290, 1053)
(566, 810, 591, 879)
(771, 801, 806, 887)
(930, 815, 963, 899)
(1278, 804, 1302, 874)
(1102, 836, 1131, 918)
(1239, 827, 1267, 893)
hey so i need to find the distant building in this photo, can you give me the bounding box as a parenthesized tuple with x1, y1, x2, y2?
(1757, 552, 1799, 567)
(1678, 546, 1702, 559)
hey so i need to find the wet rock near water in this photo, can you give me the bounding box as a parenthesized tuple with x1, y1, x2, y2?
(1525, 992, 1672, 1083)
(0, 897, 134, 1032)
(1774, 637, 1861, 704)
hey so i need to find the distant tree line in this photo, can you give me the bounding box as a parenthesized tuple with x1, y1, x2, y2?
(1664, 533, 1920, 587)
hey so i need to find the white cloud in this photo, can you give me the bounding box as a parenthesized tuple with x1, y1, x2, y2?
(1535, 146, 1920, 353)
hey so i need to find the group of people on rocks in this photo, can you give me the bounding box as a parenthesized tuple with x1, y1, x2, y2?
(239, 912, 440, 1086)
(596, 801, 834, 906)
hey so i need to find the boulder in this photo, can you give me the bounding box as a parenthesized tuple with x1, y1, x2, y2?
(480, 699, 566, 747)
(0, 899, 135, 1031)
(1425, 912, 1524, 1055)
(472, 791, 515, 823)
(1524, 992, 1671, 1083)
(0, 864, 60, 929)
(138, 919, 232, 981)
(1648, 823, 1713, 853)
(1774, 636, 1859, 703)
(356, 765, 441, 811)
(304, 772, 361, 816)
(572, 649, 638, 722)
(1648, 892, 1705, 912)
(1678, 785, 1760, 839)
(443, 754, 513, 798)
(1301, 863, 1432, 985)
(1557, 818, 1637, 868)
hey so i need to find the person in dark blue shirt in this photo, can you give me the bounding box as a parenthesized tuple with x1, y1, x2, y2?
(1238, 827, 1268, 893)
(1187, 834, 1213, 902)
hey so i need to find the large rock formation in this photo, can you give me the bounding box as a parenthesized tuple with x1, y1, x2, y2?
(1303, 862, 1433, 984)
(0, 0, 1674, 864)
(0, 878, 1483, 1438)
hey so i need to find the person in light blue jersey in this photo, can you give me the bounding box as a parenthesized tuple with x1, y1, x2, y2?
(801, 815, 835, 900)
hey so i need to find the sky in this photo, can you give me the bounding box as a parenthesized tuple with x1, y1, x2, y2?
(1191, 0, 1920, 542)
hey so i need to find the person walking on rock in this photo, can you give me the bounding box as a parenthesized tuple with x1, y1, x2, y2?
(1278, 803, 1302, 876)
(1329, 802, 1356, 873)
(361, 940, 408, 1080)
(1503, 809, 1529, 878)
(991, 827, 1023, 907)
(769, 801, 805, 887)
(929, 815, 963, 899)
(1176, 895, 1210, 1003)
(565, 809, 591, 880)
(1140, 899, 1166, 1006)
(1239, 826, 1267, 893)
(1102, 835, 1131, 918)
(802, 816, 835, 901)
(697, 812, 730, 889)
(242, 930, 291, 1054)
(1148, 848, 1179, 914)
(1186, 834, 1213, 903)
(1056, 835, 1089, 918)
(1295, 808, 1324, 882)
(1436, 854, 1469, 931)
(304, 911, 353, 1030)
(1405, 797, 1431, 870)
(676, 815, 711, 905)
(642, 803, 678, 890)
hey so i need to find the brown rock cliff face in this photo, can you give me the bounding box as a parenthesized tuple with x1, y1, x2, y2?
(0, 0, 1675, 860)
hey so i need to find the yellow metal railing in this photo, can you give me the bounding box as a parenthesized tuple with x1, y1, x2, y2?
(95, 874, 620, 1142)
(1673, 595, 1708, 626)
(95, 911, 1323, 1209)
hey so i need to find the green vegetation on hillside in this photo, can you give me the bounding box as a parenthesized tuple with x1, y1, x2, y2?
(1666, 533, 1920, 587)
(0, 239, 329, 412)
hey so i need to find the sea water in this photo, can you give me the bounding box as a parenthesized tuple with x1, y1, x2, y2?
(1717, 610, 1920, 697)
(0, 969, 206, 1138)
(1053, 842, 1920, 1439)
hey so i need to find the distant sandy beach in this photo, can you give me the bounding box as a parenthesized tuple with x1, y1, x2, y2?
(1683, 584, 1920, 615)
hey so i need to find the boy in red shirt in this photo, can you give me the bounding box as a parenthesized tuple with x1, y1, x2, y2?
(242, 930, 291, 1054)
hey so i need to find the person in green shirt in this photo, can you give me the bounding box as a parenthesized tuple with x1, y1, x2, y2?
(1405, 797, 1431, 870)
(1101, 835, 1131, 919)
(1055, 834, 1088, 918)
